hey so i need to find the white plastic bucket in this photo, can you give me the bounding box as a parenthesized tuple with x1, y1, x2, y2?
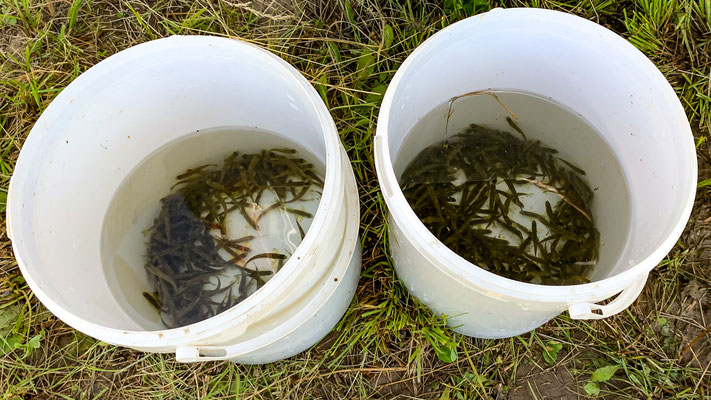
(374, 8, 696, 338)
(7, 36, 361, 363)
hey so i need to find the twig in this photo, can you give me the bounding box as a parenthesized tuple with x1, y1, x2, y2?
(678, 324, 711, 361)
(445, 90, 519, 138)
(519, 177, 592, 222)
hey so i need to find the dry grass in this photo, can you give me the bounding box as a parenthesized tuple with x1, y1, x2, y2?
(1, 0, 710, 399)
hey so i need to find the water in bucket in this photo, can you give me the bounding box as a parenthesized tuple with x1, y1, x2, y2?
(395, 90, 631, 285)
(101, 127, 324, 328)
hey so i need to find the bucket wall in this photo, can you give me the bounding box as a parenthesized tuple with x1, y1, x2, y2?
(8, 36, 361, 360)
(375, 8, 696, 338)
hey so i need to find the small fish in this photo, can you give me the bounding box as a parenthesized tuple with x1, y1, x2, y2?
(296, 219, 306, 240)
(506, 117, 527, 140)
(245, 252, 288, 266)
(271, 148, 297, 154)
(231, 235, 255, 243)
(176, 164, 216, 180)
(285, 208, 313, 218)
(558, 158, 587, 176)
(143, 292, 161, 311)
(256, 201, 283, 223)
(239, 204, 259, 230)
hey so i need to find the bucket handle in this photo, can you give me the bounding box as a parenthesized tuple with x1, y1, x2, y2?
(567, 273, 648, 320)
(175, 345, 233, 362)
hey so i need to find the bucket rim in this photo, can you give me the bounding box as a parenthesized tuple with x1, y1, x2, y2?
(8, 35, 352, 346)
(374, 8, 697, 302)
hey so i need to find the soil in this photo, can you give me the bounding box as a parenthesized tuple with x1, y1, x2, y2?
(507, 360, 585, 400)
(674, 131, 711, 369)
(670, 280, 711, 369)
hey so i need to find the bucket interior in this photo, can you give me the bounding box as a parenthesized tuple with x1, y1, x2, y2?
(385, 11, 695, 283)
(100, 127, 326, 330)
(13, 38, 330, 331)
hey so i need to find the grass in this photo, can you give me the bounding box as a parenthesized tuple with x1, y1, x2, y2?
(1, 0, 710, 398)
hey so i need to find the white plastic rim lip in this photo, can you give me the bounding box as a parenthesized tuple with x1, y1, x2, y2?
(8, 36, 345, 346)
(374, 8, 697, 302)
